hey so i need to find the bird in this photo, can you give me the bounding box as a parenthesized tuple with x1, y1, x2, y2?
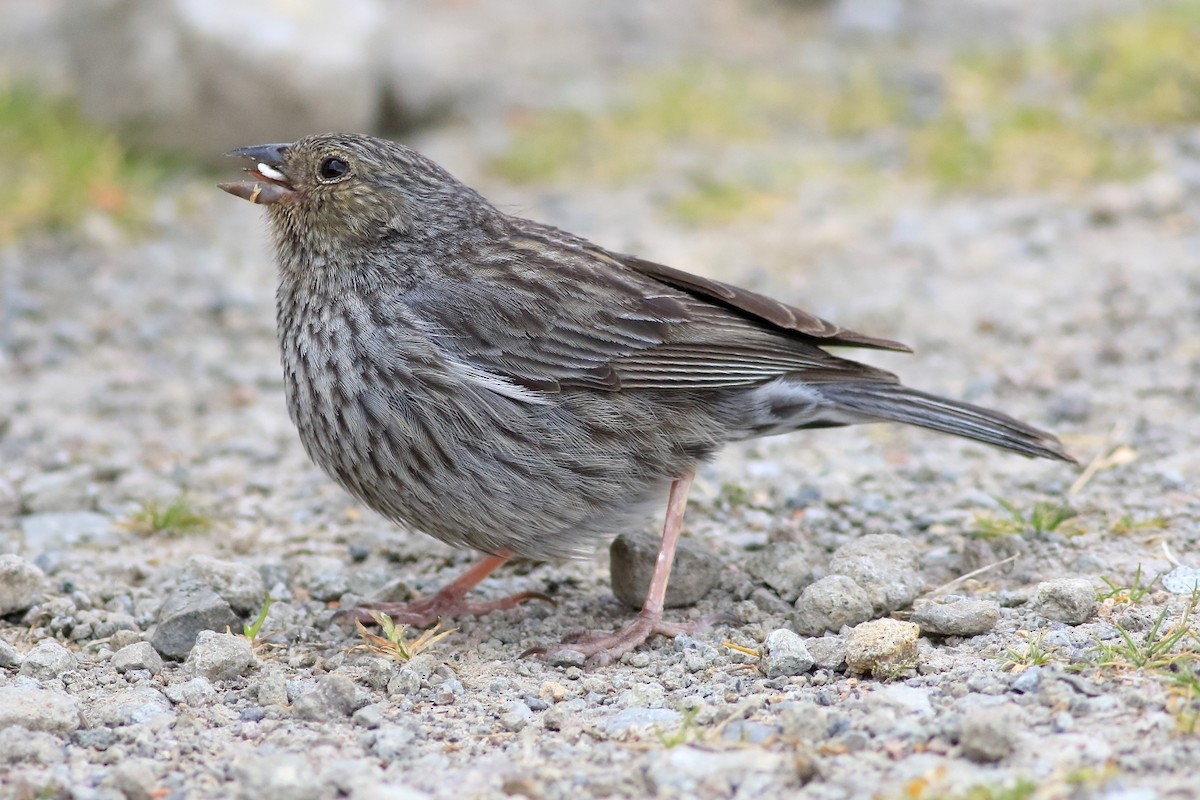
(220, 132, 1075, 666)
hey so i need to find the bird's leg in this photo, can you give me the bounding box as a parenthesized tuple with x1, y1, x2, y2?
(527, 470, 704, 668)
(336, 552, 551, 628)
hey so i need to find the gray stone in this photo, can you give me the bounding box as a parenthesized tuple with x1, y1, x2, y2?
(1010, 665, 1043, 694)
(793, 575, 874, 636)
(180, 555, 267, 614)
(776, 700, 829, 742)
(233, 753, 327, 800)
(762, 629, 815, 677)
(959, 704, 1021, 763)
(744, 542, 815, 602)
(0, 638, 22, 668)
(609, 532, 718, 609)
(804, 635, 848, 671)
(185, 630, 254, 681)
(83, 687, 174, 728)
(19, 466, 95, 513)
(255, 671, 290, 706)
(352, 703, 386, 729)
(111, 642, 164, 675)
(828, 533, 924, 614)
(18, 639, 76, 680)
(911, 596, 1001, 636)
(499, 700, 536, 732)
(293, 674, 365, 721)
(150, 582, 239, 660)
(163, 677, 216, 706)
(845, 619, 920, 679)
(109, 758, 158, 800)
(601, 707, 682, 738)
(0, 726, 64, 765)
(63, 0, 387, 162)
(369, 727, 417, 761)
(20, 512, 115, 551)
(0, 555, 46, 615)
(1029, 579, 1096, 625)
(645, 746, 790, 795)
(1162, 566, 1200, 595)
(0, 686, 82, 733)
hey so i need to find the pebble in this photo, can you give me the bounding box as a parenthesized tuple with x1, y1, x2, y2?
(255, 671, 290, 706)
(645, 746, 789, 795)
(83, 687, 174, 728)
(293, 674, 365, 721)
(958, 703, 1021, 763)
(163, 677, 217, 706)
(804, 635, 848, 671)
(744, 542, 814, 603)
(762, 628, 815, 677)
(845, 619, 921, 679)
(111, 641, 164, 675)
(911, 596, 1001, 636)
(19, 466, 96, 513)
(793, 575, 874, 636)
(232, 754, 326, 800)
(180, 555, 267, 614)
(499, 699, 536, 732)
(109, 759, 158, 800)
(828, 533, 925, 614)
(0, 727, 65, 765)
(150, 581, 240, 660)
(0, 639, 22, 668)
(352, 703, 386, 729)
(0, 686, 82, 733)
(19, 511, 115, 552)
(0, 554, 46, 615)
(1162, 566, 1200, 595)
(609, 531, 719, 608)
(1028, 579, 1097, 625)
(185, 630, 254, 681)
(18, 639, 76, 680)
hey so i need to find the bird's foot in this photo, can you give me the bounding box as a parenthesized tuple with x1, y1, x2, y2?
(336, 589, 552, 628)
(524, 609, 720, 668)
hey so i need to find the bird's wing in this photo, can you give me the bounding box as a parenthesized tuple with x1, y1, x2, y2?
(405, 231, 902, 394)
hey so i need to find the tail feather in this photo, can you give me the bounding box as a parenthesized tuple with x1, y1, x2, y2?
(819, 383, 1076, 463)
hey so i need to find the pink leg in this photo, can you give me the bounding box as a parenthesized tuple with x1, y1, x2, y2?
(526, 470, 703, 667)
(336, 553, 551, 628)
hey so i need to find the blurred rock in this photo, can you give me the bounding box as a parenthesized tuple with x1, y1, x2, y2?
(181, 555, 266, 615)
(18, 639, 76, 680)
(793, 575, 874, 636)
(610, 532, 718, 609)
(1028, 579, 1096, 625)
(959, 704, 1021, 763)
(0, 555, 46, 615)
(0, 686, 82, 733)
(762, 629, 814, 677)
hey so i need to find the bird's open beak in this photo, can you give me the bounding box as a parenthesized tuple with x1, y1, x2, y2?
(219, 143, 296, 205)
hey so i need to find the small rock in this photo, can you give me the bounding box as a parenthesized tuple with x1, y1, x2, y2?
(20, 511, 115, 552)
(828, 534, 924, 614)
(1162, 566, 1200, 595)
(185, 631, 254, 681)
(293, 674, 365, 721)
(255, 671, 289, 706)
(0, 555, 47, 615)
(601, 707, 682, 738)
(0, 686, 82, 733)
(959, 704, 1021, 763)
(845, 619, 920, 679)
(744, 542, 814, 602)
(353, 703, 386, 729)
(84, 687, 175, 727)
(776, 700, 829, 741)
(163, 677, 216, 706)
(19, 639, 76, 680)
(645, 746, 788, 795)
(387, 669, 422, 696)
(762, 629, 815, 677)
(1029, 579, 1096, 625)
(609, 532, 718, 609)
(793, 575, 874, 636)
(180, 555, 266, 614)
(369, 727, 417, 761)
(109, 629, 143, 651)
(19, 466, 95, 513)
(911, 596, 1001, 636)
(1010, 666, 1042, 694)
(111, 642, 164, 675)
(499, 700, 535, 732)
(150, 582, 240, 659)
(0, 726, 65, 765)
(232, 753, 327, 800)
(109, 758, 158, 800)
(804, 635, 848, 671)
(0, 639, 22, 668)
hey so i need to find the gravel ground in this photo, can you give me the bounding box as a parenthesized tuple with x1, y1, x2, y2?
(3, 10, 1200, 800)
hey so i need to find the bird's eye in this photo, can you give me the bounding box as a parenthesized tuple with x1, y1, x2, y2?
(317, 156, 350, 182)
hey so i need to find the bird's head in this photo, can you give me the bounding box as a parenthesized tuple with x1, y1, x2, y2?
(220, 133, 490, 257)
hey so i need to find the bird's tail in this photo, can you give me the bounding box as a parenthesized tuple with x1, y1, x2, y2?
(818, 383, 1076, 463)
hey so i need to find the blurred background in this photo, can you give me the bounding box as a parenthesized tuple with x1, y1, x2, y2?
(0, 0, 1196, 246)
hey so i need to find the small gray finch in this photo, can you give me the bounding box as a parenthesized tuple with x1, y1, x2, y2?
(220, 133, 1075, 666)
